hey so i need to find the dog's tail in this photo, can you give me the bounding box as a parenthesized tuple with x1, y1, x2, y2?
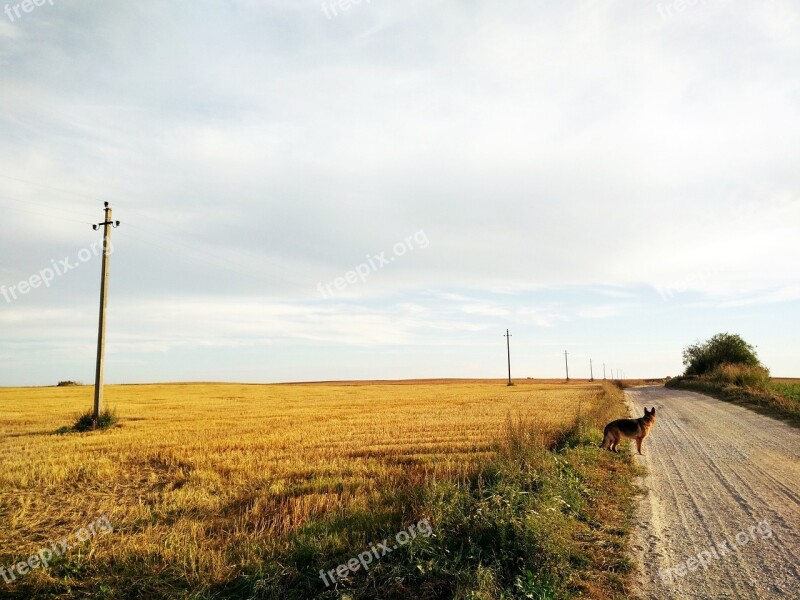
(599, 426, 609, 449)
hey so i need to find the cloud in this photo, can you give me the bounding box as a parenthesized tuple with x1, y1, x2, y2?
(460, 303, 510, 317)
(517, 307, 570, 328)
(577, 305, 628, 320)
(716, 284, 800, 308)
(1, 1, 799, 383)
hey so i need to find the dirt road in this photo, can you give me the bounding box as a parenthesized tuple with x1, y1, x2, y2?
(625, 386, 800, 599)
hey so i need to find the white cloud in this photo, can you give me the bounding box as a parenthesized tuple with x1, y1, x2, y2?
(460, 303, 510, 317)
(1, 0, 799, 383)
(577, 305, 628, 320)
(517, 307, 570, 328)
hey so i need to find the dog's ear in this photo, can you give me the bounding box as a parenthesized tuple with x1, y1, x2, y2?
(651, 407, 656, 414)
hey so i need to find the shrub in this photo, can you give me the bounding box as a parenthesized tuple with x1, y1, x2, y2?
(682, 333, 761, 376)
(708, 363, 771, 391)
(57, 380, 81, 387)
(73, 408, 118, 432)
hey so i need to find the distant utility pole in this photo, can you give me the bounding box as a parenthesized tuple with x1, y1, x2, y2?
(92, 202, 120, 428)
(564, 350, 569, 381)
(590, 359, 594, 381)
(504, 329, 513, 386)
(603, 363, 606, 380)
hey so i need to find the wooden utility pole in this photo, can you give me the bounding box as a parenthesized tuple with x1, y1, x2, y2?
(564, 350, 569, 381)
(92, 202, 120, 427)
(590, 359, 594, 381)
(504, 329, 513, 386)
(603, 363, 606, 379)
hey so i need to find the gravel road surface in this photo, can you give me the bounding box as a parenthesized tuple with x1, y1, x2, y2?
(626, 386, 799, 599)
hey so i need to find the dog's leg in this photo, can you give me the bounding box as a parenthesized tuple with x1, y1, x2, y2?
(636, 437, 643, 455)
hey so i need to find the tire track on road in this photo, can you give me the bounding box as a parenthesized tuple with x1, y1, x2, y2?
(625, 386, 800, 599)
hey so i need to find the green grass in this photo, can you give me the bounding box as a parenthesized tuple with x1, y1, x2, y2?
(667, 373, 800, 427)
(770, 381, 800, 403)
(72, 407, 119, 432)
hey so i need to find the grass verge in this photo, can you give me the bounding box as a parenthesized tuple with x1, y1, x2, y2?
(666, 371, 800, 427)
(610, 379, 665, 390)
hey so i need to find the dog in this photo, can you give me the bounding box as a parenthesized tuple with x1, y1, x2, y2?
(600, 407, 656, 455)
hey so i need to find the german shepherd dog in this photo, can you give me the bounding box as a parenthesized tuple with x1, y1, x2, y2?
(600, 407, 656, 455)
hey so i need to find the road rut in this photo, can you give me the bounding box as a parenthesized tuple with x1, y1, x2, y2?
(625, 386, 800, 599)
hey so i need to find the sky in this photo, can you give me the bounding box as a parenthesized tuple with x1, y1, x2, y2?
(0, 0, 798, 386)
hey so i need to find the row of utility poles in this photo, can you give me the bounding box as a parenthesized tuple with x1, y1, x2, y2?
(91, 210, 629, 412)
(504, 330, 625, 383)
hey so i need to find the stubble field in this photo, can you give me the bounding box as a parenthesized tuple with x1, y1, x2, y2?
(0, 380, 635, 599)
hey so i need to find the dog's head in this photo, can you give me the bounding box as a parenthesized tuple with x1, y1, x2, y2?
(643, 406, 656, 423)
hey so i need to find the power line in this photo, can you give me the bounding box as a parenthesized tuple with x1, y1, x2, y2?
(0, 172, 105, 206)
(0, 190, 95, 214)
(123, 221, 291, 283)
(0, 197, 95, 225)
(125, 220, 320, 296)
(0, 178, 343, 294)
